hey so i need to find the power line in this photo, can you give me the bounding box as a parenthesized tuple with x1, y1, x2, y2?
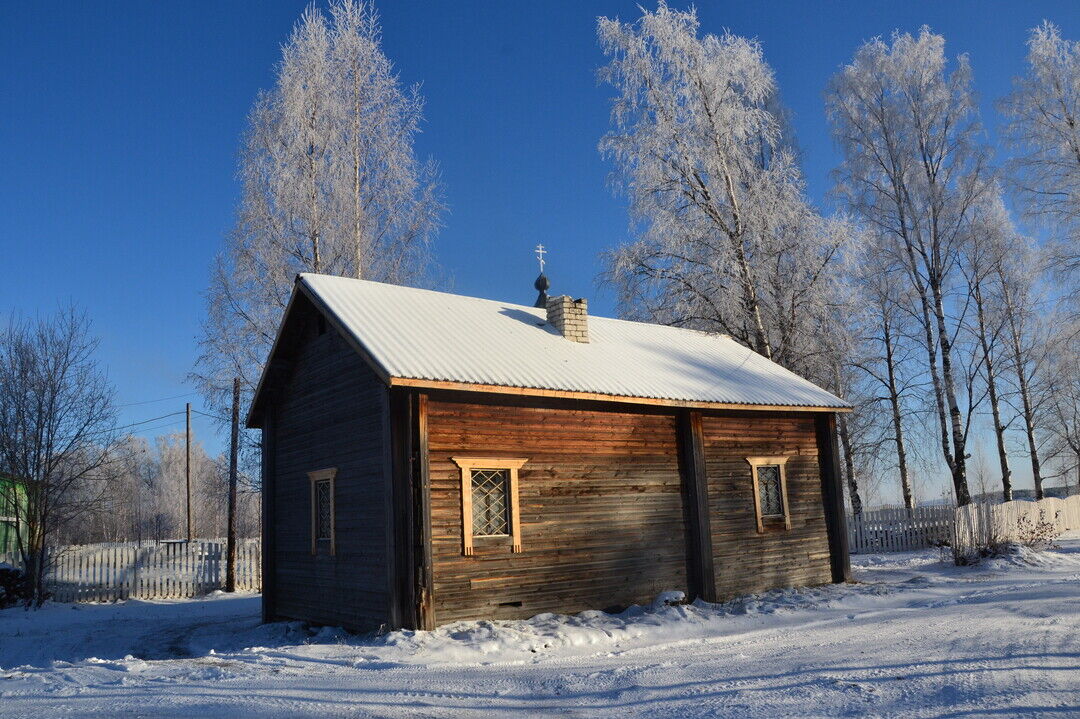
(192, 409, 230, 422)
(118, 392, 197, 408)
(117, 420, 187, 437)
(60, 405, 232, 445)
(83, 411, 187, 438)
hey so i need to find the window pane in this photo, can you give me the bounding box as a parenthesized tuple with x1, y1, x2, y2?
(315, 479, 332, 540)
(471, 469, 509, 536)
(758, 465, 783, 516)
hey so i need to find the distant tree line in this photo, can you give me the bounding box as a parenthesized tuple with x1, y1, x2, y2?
(53, 432, 260, 547)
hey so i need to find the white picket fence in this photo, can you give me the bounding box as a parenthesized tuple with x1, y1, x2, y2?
(0, 538, 261, 602)
(953, 495, 1080, 560)
(847, 505, 955, 554)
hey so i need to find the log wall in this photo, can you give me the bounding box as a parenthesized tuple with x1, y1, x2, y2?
(426, 398, 688, 624)
(268, 313, 390, 630)
(701, 413, 833, 599)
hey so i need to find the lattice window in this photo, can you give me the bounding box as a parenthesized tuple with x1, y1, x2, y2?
(452, 457, 527, 556)
(757, 465, 783, 516)
(308, 468, 337, 554)
(746, 457, 791, 533)
(314, 479, 333, 540)
(471, 469, 510, 536)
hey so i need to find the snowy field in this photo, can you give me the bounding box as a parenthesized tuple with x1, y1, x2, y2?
(2, 538, 1078, 718)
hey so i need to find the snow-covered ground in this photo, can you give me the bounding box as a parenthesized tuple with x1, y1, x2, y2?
(2, 538, 1078, 718)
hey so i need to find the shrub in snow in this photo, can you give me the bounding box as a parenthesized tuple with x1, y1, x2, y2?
(953, 508, 1063, 565)
(1015, 512, 1061, 551)
(0, 565, 36, 608)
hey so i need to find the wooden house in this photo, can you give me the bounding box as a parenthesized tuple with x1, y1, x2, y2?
(247, 273, 851, 631)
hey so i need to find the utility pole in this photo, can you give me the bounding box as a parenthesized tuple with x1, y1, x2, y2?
(226, 378, 240, 592)
(186, 402, 193, 542)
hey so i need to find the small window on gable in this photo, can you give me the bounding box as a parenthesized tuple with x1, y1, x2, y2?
(746, 457, 791, 533)
(452, 457, 527, 556)
(308, 468, 336, 555)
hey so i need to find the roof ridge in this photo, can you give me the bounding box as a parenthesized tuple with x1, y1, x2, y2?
(297, 273, 736, 342)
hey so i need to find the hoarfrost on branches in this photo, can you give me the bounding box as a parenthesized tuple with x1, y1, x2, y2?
(1001, 21, 1080, 276)
(196, 0, 443, 421)
(826, 27, 994, 505)
(597, 2, 852, 382)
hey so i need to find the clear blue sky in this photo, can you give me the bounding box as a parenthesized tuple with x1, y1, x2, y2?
(1, 1, 1076, 488)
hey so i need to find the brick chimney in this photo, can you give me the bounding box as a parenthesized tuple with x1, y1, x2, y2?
(546, 295, 589, 343)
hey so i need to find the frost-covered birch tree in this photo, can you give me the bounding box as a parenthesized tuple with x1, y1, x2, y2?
(1044, 341, 1080, 493)
(197, 0, 442, 415)
(1001, 22, 1080, 281)
(827, 28, 993, 505)
(960, 192, 1015, 501)
(850, 239, 921, 510)
(994, 239, 1053, 499)
(597, 2, 851, 381)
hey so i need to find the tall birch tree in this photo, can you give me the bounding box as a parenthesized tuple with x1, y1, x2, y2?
(851, 241, 920, 509)
(197, 0, 442, 415)
(1001, 21, 1080, 282)
(1044, 339, 1080, 493)
(995, 240, 1052, 499)
(961, 192, 1015, 500)
(827, 28, 992, 505)
(597, 2, 851, 382)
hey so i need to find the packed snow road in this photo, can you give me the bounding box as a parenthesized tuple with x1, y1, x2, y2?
(2, 539, 1078, 718)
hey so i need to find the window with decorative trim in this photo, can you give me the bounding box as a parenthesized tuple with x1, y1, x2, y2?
(308, 468, 337, 555)
(451, 457, 527, 556)
(745, 457, 791, 533)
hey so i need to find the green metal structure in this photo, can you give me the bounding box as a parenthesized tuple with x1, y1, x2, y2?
(0, 474, 25, 555)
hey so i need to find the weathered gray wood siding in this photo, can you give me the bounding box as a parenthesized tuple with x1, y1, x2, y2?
(701, 413, 833, 599)
(426, 398, 688, 624)
(269, 318, 390, 630)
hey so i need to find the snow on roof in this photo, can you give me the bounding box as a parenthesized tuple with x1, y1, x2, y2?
(295, 273, 848, 410)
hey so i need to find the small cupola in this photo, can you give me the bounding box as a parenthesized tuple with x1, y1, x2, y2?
(534, 273, 550, 308)
(546, 295, 589, 343)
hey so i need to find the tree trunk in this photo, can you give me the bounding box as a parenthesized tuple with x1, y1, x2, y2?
(1014, 354, 1044, 499)
(28, 540, 47, 607)
(905, 253, 956, 501)
(882, 315, 914, 510)
(974, 283, 1012, 501)
(732, 237, 771, 360)
(308, 104, 322, 273)
(226, 378, 240, 593)
(837, 414, 862, 515)
(352, 71, 364, 279)
(931, 276, 970, 505)
(1002, 284, 1044, 500)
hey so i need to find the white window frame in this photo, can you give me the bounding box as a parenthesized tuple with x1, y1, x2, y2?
(451, 457, 527, 556)
(308, 467, 337, 555)
(746, 456, 791, 533)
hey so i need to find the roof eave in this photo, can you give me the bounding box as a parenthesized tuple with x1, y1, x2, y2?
(388, 376, 852, 413)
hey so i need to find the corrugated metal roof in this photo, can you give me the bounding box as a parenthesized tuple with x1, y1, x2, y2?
(297, 273, 848, 410)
